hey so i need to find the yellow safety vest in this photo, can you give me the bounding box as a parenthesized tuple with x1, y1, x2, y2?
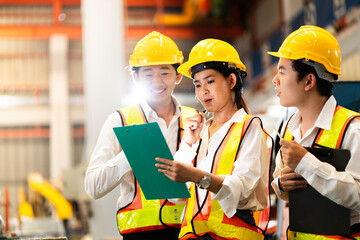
(283, 106, 360, 240)
(179, 115, 269, 240)
(116, 104, 198, 234)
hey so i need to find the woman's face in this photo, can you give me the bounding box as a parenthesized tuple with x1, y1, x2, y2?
(193, 68, 236, 113)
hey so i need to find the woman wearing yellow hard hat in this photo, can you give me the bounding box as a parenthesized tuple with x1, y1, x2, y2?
(156, 38, 272, 240)
(269, 25, 360, 240)
(84, 31, 198, 240)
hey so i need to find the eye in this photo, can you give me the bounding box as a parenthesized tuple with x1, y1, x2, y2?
(195, 84, 201, 88)
(207, 79, 215, 84)
(161, 72, 169, 76)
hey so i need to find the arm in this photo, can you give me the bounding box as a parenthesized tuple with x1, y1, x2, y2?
(84, 113, 132, 200)
(294, 119, 360, 210)
(155, 112, 225, 193)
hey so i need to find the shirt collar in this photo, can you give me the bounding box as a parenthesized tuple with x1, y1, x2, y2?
(201, 108, 248, 139)
(289, 95, 337, 133)
(140, 95, 182, 120)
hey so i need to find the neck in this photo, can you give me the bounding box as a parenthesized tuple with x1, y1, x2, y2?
(297, 95, 328, 137)
(149, 99, 175, 127)
(209, 103, 238, 137)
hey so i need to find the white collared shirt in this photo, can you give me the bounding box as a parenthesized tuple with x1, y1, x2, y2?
(174, 108, 269, 218)
(272, 96, 360, 225)
(84, 97, 182, 209)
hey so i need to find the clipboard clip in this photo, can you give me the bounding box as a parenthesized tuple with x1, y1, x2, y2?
(312, 143, 334, 157)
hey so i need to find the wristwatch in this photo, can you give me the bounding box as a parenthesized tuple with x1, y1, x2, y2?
(197, 172, 211, 189)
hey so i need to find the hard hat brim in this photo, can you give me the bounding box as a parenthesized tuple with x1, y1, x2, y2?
(177, 58, 209, 79)
(267, 51, 281, 58)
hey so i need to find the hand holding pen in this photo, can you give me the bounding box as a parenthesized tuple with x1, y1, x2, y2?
(274, 127, 308, 169)
(183, 110, 205, 146)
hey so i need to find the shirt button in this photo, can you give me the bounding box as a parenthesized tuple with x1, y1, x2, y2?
(174, 216, 178, 220)
(174, 209, 178, 213)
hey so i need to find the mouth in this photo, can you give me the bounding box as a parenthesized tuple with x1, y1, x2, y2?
(150, 88, 166, 94)
(275, 88, 280, 97)
(203, 98, 212, 104)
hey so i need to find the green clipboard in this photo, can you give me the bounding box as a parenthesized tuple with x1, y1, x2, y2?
(113, 122, 190, 200)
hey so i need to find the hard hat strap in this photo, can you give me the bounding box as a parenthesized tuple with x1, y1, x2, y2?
(299, 59, 336, 81)
(190, 61, 242, 78)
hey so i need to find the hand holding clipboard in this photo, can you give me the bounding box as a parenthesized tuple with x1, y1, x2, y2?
(113, 122, 190, 200)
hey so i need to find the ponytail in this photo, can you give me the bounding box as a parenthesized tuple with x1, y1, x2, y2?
(232, 69, 250, 114)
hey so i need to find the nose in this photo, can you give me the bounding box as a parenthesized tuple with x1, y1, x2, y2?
(153, 73, 163, 84)
(272, 74, 279, 86)
(200, 84, 209, 95)
(195, 85, 208, 99)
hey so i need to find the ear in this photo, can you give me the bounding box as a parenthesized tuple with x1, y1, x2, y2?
(228, 73, 237, 90)
(132, 72, 139, 83)
(175, 73, 183, 84)
(304, 73, 316, 91)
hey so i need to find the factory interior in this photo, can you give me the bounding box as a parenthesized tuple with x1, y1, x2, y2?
(0, 0, 360, 239)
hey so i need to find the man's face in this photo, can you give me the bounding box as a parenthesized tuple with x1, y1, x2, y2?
(272, 58, 305, 108)
(133, 65, 182, 107)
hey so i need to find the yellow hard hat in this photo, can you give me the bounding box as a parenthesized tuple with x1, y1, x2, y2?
(268, 25, 341, 75)
(130, 31, 183, 67)
(178, 38, 246, 79)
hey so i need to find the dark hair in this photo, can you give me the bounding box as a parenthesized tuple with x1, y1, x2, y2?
(131, 63, 180, 74)
(191, 61, 250, 114)
(291, 60, 334, 97)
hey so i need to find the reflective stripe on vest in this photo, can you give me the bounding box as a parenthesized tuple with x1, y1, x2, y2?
(116, 104, 198, 234)
(287, 230, 360, 240)
(283, 106, 360, 240)
(179, 115, 265, 240)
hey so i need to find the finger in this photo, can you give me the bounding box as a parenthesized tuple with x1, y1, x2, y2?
(285, 184, 308, 191)
(280, 167, 295, 175)
(280, 177, 308, 188)
(155, 163, 168, 170)
(280, 139, 296, 148)
(279, 139, 286, 146)
(187, 114, 202, 122)
(155, 157, 171, 164)
(282, 172, 306, 182)
(186, 119, 201, 130)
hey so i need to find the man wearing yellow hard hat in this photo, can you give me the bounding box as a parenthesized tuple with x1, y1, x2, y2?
(84, 31, 197, 240)
(269, 25, 360, 239)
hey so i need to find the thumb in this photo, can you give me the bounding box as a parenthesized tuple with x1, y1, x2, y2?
(280, 139, 291, 148)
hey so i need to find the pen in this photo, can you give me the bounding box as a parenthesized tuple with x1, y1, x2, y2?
(274, 127, 286, 166)
(274, 127, 283, 140)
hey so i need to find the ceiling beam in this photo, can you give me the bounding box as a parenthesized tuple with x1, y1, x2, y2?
(0, 0, 80, 5)
(126, 26, 243, 40)
(125, 0, 183, 7)
(0, 25, 81, 38)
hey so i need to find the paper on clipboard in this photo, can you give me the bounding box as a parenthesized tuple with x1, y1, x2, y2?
(113, 122, 190, 200)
